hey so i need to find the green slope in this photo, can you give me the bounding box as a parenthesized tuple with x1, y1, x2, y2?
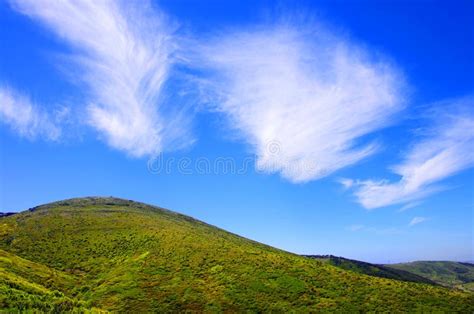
(305, 255, 437, 285)
(386, 261, 474, 292)
(0, 197, 473, 312)
(0, 249, 96, 312)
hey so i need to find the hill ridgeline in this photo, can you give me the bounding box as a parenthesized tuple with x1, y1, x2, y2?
(1, 197, 473, 312)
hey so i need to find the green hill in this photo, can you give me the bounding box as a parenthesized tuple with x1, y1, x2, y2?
(0, 197, 473, 312)
(305, 255, 437, 285)
(0, 249, 95, 312)
(386, 261, 474, 292)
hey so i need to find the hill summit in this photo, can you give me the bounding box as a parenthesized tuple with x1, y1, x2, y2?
(1, 197, 473, 312)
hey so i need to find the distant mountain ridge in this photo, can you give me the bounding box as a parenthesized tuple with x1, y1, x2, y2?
(305, 255, 437, 285)
(305, 255, 474, 292)
(386, 261, 474, 292)
(0, 212, 15, 218)
(0, 197, 473, 312)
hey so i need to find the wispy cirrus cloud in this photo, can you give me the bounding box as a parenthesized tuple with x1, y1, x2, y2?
(197, 21, 406, 182)
(346, 97, 474, 209)
(409, 217, 428, 227)
(348, 224, 365, 232)
(0, 86, 61, 141)
(347, 224, 403, 235)
(398, 202, 422, 212)
(10, 0, 192, 157)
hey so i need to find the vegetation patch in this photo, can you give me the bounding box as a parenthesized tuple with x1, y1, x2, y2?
(1, 197, 473, 312)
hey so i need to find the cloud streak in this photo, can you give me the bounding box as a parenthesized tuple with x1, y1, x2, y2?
(409, 217, 428, 227)
(348, 224, 365, 232)
(0, 86, 61, 140)
(346, 224, 403, 235)
(347, 97, 474, 209)
(197, 21, 406, 182)
(10, 0, 192, 157)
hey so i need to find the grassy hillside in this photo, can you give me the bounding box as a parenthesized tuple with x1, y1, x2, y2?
(0, 249, 94, 312)
(0, 197, 473, 312)
(305, 255, 437, 285)
(386, 261, 474, 292)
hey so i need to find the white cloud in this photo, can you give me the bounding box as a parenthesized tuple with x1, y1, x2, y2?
(409, 216, 428, 227)
(10, 0, 192, 157)
(398, 201, 422, 212)
(348, 224, 365, 232)
(0, 86, 61, 140)
(365, 226, 403, 235)
(197, 22, 406, 182)
(347, 97, 474, 209)
(346, 224, 403, 235)
(339, 178, 355, 189)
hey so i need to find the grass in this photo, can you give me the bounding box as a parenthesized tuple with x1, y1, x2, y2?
(0, 249, 99, 312)
(306, 255, 437, 285)
(387, 261, 474, 292)
(0, 197, 473, 312)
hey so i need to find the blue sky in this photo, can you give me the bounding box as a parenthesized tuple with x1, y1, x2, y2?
(0, 0, 472, 263)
